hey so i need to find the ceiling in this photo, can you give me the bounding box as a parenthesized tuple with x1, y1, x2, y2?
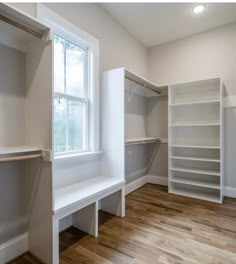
(101, 3, 236, 47)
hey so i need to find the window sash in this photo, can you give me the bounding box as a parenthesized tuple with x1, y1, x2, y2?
(54, 34, 90, 156)
(54, 95, 89, 155)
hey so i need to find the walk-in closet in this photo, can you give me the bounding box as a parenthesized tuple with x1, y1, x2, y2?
(1, 2, 236, 264)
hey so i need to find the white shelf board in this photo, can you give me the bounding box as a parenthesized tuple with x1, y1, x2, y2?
(170, 166, 220, 176)
(125, 137, 161, 146)
(170, 99, 220, 107)
(0, 3, 49, 34)
(0, 146, 41, 155)
(54, 176, 125, 214)
(170, 156, 220, 163)
(170, 145, 220, 149)
(169, 187, 221, 203)
(125, 68, 167, 95)
(170, 123, 220, 127)
(170, 178, 220, 190)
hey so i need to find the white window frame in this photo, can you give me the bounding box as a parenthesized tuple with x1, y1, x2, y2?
(37, 4, 99, 159)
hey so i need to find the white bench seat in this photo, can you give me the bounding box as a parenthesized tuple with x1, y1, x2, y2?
(52, 175, 125, 264)
(54, 176, 125, 217)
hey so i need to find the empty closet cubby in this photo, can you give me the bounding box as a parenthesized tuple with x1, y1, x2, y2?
(168, 77, 223, 203)
(0, 4, 53, 264)
(103, 67, 168, 190)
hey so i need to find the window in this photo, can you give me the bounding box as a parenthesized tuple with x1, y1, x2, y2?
(54, 35, 89, 154)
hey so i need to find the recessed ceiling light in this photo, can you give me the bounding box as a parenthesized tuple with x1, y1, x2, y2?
(193, 4, 206, 14)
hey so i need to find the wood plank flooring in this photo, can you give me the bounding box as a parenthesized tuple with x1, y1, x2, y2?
(9, 184, 236, 264)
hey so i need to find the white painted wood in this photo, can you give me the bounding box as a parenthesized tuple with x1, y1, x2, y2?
(223, 186, 236, 198)
(54, 176, 125, 215)
(102, 68, 125, 180)
(0, 233, 28, 264)
(170, 123, 220, 127)
(0, 146, 40, 155)
(169, 182, 221, 203)
(170, 144, 220, 149)
(224, 95, 236, 108)
(52, 217, 59, 264)
(170, 156, 220, 162)
(125, 137, 161, 145)
(169, 78, 223, 203)
(28, 159, 53, 264)
(101, 188, 125, 217)
(125, 176, 147, 195)
(59, 215, 72, 232)
(170, 178, 220, 189)
(73, 202, 98, 237)
(170, 166, 220, 176)
(125, 68, 165, 95)
(0, 3, 49, 52)
(147, 175, 168, 186)
(26, 38, 53, 150)
(170, 99, 220, 107)
(0, 3, 48, 33)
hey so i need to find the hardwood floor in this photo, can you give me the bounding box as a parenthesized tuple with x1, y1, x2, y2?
(10, 184, 236, 264)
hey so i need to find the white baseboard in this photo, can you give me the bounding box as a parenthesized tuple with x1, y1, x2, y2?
(0, 233, 28, 264)
(125, 168, 147, 181)
(126, 176, 147, 195)
(147, 175, 168, 186)
(125, 175, 168, 195)
(223, 186, 236, 198)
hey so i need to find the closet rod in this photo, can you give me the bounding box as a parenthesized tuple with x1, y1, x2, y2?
(125, 76, 161, 95)
(0, 153, 43, 163)
(0, 14, 43, 38)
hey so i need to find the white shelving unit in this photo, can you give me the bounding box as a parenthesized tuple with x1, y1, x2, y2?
(103, 67, 167, 191)
(0, 4, 54, 264)
(168, 78, 223, 203)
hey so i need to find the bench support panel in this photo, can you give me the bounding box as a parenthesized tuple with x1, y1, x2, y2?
(100, 187, 125, 217)
(73, 201, 98, 237)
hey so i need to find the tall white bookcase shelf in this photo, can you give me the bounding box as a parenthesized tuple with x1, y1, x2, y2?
(168, 78, 224, 203)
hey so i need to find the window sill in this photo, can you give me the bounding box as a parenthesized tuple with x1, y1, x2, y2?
(54, 151, 103, 162)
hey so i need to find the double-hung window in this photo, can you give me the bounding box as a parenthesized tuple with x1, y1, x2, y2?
(54, 34, 89, 155)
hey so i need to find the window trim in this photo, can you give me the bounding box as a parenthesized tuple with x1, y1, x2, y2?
(37, 4, 100, 159)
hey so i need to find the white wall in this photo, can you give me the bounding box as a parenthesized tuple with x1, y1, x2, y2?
(148, 22, 236, 188)
(12, 3, 147, 77)
(44, 3, 147, 77)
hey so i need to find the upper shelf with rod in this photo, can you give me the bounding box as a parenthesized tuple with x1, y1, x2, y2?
(125, 68, 168, 97)
(0, 146, 44, 163)
(0, 3, 50, 52)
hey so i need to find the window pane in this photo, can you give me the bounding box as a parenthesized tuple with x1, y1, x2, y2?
(66, 41, 86, 97)
(68, 100, 86, 151)
(54, 97, 67, 153)
(54, 35, 65, 93)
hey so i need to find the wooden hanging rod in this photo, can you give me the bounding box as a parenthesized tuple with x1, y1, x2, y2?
(0, 13, 44, 39)
(0, 153, 43, 163)
(125, 76, 162, 95)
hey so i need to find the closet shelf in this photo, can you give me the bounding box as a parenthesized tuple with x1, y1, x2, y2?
(169, 187, 220, 203)
(125, 137, 161, 146)
(0, 3, 49, 39)
(170, 123, 220, 127)
(170, 144, 220, 149)
(170, 178, 220, 190)
(170, 166, 220, 176)
(170, 99, 220, 107)
(0, 146, 43, 162)
(170, 156, 220, 163)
